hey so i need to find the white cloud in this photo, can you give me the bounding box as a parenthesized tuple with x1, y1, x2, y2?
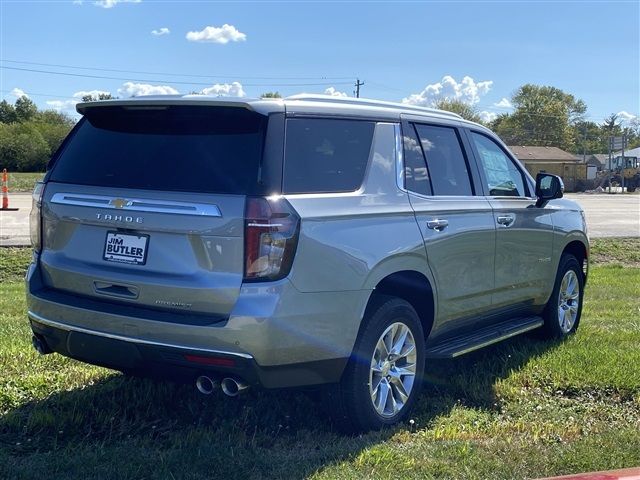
(324, 87, 348, 98)
(72, 0, 84, 4)
(617, 111, 637, 122)
(46, 99, 79, 113)
(151, 27, 170, 36)
(117, 82, 179, 97)
(93, 0, 141, 8)
(46, 89, 112, 113)
(186, 24, 246, 44)
(10, 88, 29, 99)
(479, 111, 498, 123)
(494, 97, 512, 108)
(403, 75, 493, 106)
(200, 82, 245, 97)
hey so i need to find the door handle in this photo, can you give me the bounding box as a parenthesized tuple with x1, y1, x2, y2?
(496, 215, 515, 227)
(427, 219, 449, 231)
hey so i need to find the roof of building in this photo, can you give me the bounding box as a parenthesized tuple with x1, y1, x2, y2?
(613, 146, 640, 157)
(507, 146, 580, 162)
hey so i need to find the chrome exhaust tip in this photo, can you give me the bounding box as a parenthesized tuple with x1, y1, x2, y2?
(220, 377, 249, 397)
(195, 375, 217, 395)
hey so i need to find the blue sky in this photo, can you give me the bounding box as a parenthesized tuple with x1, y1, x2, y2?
(1, 0, 638, 124)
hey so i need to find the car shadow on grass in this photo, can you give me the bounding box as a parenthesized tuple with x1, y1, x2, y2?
(0, 334, 563, 479)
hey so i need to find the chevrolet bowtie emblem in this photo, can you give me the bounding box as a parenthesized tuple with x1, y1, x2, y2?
(110, 198, 130, 209)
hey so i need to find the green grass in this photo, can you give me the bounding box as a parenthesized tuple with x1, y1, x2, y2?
(1, 241, 639, 479)
(590, 237, 640, 267)
(4, 172, 44, 193)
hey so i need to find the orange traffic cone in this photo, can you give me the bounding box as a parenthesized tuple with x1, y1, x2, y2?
(1, 169, 20, 211)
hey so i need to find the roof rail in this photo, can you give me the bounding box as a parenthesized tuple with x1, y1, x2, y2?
(285, 94, 463, 120)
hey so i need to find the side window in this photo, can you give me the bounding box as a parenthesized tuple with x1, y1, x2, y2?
(283, 118, 375, 194)
(403, 123, 431, 196)
(470, 132, 527, 197)
(414, 124, 473, 196)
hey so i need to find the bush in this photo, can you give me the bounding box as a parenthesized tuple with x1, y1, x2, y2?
(0, 122, 51, 172)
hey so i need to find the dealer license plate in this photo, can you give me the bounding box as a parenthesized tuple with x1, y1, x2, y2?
(103, 231, 149, 265)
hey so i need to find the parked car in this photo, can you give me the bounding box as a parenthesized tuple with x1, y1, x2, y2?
(26, 94, 588, 431)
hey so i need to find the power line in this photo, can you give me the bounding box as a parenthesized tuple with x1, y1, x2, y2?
(0, 59, 353, 81)
(0, 65, 354, 88)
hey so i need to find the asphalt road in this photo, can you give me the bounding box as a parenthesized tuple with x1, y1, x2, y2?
(0, 193, 31, 247)
(1, 192, 638, 247)
(566, 193, 640, 238)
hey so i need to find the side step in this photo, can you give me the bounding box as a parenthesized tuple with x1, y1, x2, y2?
(425, 316, 544, 359)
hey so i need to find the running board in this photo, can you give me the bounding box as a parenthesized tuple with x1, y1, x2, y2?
(425, 316, 544, 359)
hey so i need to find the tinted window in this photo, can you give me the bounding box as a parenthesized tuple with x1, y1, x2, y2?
(414, 124, 473, 196)
(471, 132, 526, 197)
(403, 124, 431, 195)
(49, 106, 269, 194)
(283, 118, 375, 193)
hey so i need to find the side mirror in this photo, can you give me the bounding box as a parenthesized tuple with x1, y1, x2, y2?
(535, 173, 564, 207)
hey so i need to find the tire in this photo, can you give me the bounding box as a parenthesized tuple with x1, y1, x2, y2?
(541, 254, 584, 339)
(325, 295, 426, 433)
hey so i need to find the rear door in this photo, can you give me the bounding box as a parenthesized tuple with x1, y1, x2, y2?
(402, 118, 496, 338)
(465, 129, 554, 309)
(39, 104, 282, 319)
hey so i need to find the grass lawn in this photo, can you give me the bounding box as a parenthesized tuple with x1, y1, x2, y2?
(4, 172, 45, 193)
(1, 240, 639, 479)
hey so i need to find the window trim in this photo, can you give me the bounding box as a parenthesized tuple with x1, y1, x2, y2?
(410, 121, 478, 197)
(282, 116, 376, 195)
(400, 120, 433, 196)
(464, 128, 533, 198)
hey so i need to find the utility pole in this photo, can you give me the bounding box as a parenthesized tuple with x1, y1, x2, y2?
(582, 123, 587, 163)
(354, 78, 365, 98)
(621, 134, 626, 192)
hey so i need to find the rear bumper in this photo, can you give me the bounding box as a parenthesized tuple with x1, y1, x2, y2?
(26, 262, 369, 388)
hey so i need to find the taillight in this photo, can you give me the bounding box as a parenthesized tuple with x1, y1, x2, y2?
(29, 182, 44, 252)
(244, 196, 300, 282)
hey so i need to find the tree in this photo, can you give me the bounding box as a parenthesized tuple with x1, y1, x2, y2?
(572, 120, 606, 155)
(0, 100, 17, 123)
(14, 96, 38, 122)
(491, 84, 587, 150)
(0, 99, 76, 172)
(433, 99, 482, 123)
(0, 122, 50, 171)
(260, 92, 282, 98)
(599, 113, 640, 151)
(81, 93, 114, 102)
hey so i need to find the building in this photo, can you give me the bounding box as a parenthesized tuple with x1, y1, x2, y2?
(581, 154, 608, 171)
(507, 146, 585, 191)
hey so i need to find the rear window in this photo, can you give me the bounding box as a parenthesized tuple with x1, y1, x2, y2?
(49, 106, 269, 194)
(283, 118, 375, 194)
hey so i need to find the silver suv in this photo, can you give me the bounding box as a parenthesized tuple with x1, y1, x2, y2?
(26, 94, 588, 431)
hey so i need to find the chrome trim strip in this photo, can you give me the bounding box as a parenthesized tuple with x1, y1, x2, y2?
(50, 193, 222, 217)
(28, 311, 254, 360)
(394, 123, 405, 191)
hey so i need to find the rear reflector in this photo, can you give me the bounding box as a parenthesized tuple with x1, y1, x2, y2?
(184, 355, 236, 367)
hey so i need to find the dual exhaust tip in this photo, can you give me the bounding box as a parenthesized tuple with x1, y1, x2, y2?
(196, 375, 248, 397)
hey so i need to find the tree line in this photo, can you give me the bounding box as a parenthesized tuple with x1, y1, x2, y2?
(0, 97, 75, 172)
(435, 84, 639, 154)
(1, 86, 637, 173)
